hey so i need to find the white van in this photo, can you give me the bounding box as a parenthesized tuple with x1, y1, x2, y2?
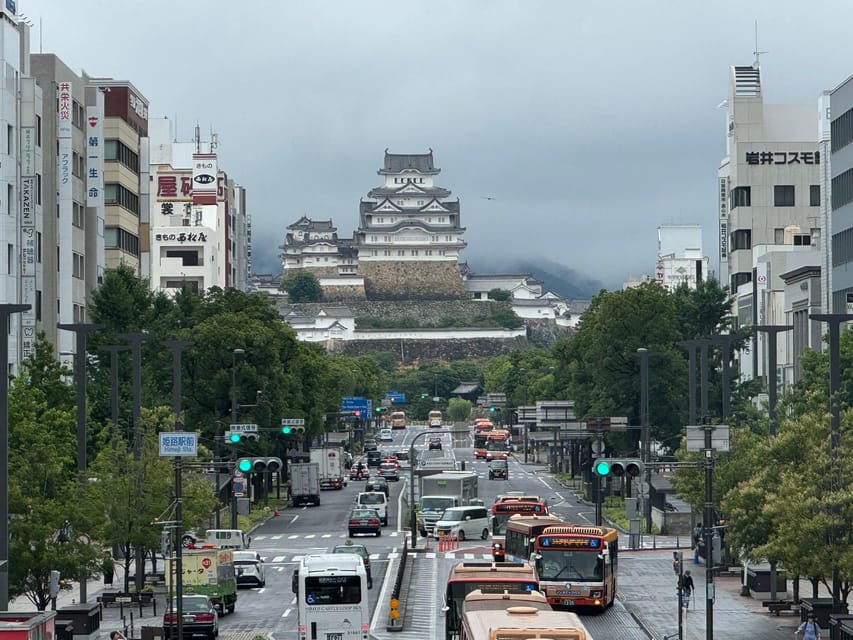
(355, 491, 388, 526)
(434, 505, 490, 541)
(204, 528, 250, 550)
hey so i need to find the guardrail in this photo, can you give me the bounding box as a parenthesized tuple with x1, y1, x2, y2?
(386, 536, 408, 632)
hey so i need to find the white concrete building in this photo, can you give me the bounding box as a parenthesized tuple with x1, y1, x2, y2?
(655, 225, 709, 291)
(148, 118, 249, 293)
(717, 64, 822, 298)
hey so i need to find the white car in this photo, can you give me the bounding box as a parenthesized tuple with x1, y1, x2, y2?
(379, 428, 394, 442)
(233, 550, 265, 587)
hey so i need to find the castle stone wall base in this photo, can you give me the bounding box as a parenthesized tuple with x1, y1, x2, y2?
(360, 261, 467, 300)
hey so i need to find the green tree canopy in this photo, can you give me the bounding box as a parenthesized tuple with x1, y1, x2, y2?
(281, 271, 323, 302)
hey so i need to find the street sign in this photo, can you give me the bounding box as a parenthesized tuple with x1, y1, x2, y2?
(233, 478, 246, 497)
(281, 418, 305, 426)
(229, 423, 258, 432)
(385, 391, 406, 403)
(686, 424, 730, 452)
(159, 432, 198, 457)
(341, 396, 372, 415)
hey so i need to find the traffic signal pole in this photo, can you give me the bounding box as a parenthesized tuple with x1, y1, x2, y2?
(703, 420, 715, 640)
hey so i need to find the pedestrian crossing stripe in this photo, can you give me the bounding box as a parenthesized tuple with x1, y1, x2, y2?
(253, 531, 403, 542)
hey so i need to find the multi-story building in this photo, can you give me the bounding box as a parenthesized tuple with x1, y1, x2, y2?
(655, 225, 708, 292)
(354, 150, 467, 299)
(30, 54, 103, 358)
(827, 76, 853, 313)
(148, 118, 248, 293)
(717, 64, 822, 299)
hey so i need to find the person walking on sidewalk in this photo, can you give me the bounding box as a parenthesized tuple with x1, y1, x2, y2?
(679, 570, 694, 609)
(672, 551, 681, 575)
(795, 613, 821, 640)
(102, 554, 114, 587)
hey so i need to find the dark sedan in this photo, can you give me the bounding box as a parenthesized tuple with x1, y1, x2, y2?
(365, 476, 390, 496)
(163, 595, 218, 640)
(348, 507, 382, 537)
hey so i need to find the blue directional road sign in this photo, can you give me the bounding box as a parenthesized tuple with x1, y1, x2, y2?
(341, 396, 372, 415)
(385, 391, 407, 404)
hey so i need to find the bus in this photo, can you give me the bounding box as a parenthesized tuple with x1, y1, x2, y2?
(475, 428, 508, 459)
(491, 500, 549, 552)
(460, 605, 591, 640)
(461, 589, 551, 615)
(443, 561, 540, 640)
(390, 411, 407, 429)
(291, 553, 369, 640)
(429, 410, 443, 427)
(503, 514, 568, 563)
(533, 524, 619, 611)
(484, 430, 511, 460)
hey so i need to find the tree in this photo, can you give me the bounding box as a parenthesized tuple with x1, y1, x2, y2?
(281, 271, 323, 302)
(447, 398, 472, 423)
(7, 335, 99, 609)
(488, 288, 512, 301)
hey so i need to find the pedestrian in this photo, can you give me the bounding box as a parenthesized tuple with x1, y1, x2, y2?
(795, 613, 821, 640)
(693, 524, 702, 564)
(109, 631, 126, 640)
(672, 551, 681, 575)
(101, 554, 114, 587)
(679, 570, 694, 609)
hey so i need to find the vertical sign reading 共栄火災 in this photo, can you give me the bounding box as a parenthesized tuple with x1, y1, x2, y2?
(57, 82, 73, 352)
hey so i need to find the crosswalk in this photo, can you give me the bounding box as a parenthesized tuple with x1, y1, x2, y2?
(252, 531, 404, 543)
(250, 547, 499, 566)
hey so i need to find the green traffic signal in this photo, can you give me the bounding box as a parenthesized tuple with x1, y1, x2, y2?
(375, 407, 382, 413)
(229, 432, 241, 443)
(489, 407, 496, 412)
(282, 426, 292, 434)
(594, 459, 611, 476)
(237, 458, 252, 473)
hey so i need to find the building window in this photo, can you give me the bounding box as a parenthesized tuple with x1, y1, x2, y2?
(731, 229, 751, 250)
(6, 244, 11, 275)
(397, 250, 404, 256)
(774, 228, 785, 244)
(370, 235, 377, 242)
(810, 184, 821, 207)
(6, 184, 11, 216)
(73, 201, 84, 228)
(71, 100, 82, 129)
(6, 124, 12, 156)
(412, 250, 419, 256)
(72, 251, 84, 279)
(425, 250, 432, 256)
(36, 231, 41, 263)
(104, 226, 140, 256)
(774, 185, 795, 207)
(383, 250, 390, 256)
(104, 140, 140, 173)
(35, 114, 41, 146)
(832, 107, 853, 153)
(833, 167, 853, 209)
(35, 290, 41, 321)
(730, 271, 751, 292)
(104, 183, 140, 215)
(36, 173, 41, 205)
(730, 186, 751, 209)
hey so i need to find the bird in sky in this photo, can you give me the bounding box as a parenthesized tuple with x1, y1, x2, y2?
(481, 196, 496, 201)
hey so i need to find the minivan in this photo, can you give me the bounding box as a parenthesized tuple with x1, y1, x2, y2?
(355, 491, 388, 526)
(434, 505, 490, 541)
(204, 528, 250, 550)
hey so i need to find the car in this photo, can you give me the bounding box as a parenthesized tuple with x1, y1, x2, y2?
(434, 505, 491, 541)
(485, 450, 507, 462)
(379, 428, 394, 442)
(233, 550, 265, 587)
(350, 462, 368, 480)
(428, 437, 442, 450)
(394, 449, 409, 461)
(488, 459, 509, 480)
(378, 462, 399, 481)
(355, 491, 388, 525)
(163, 594, 218, 640)
(363, 439, 379, 452)
(365, 475, 390, 496)
(332, 540, 373, 588)
(348, 507, 382, 537)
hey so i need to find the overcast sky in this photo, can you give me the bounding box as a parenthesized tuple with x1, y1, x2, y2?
(20, 0, 853, 289)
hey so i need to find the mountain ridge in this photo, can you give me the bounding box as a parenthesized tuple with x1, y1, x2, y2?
(466, 256, 604, 301)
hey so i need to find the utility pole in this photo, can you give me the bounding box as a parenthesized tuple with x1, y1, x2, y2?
(752, 325, 793, 435)
(676, 340, 701, 425)
(703, 417, 715, 640)
(165, 340, 192, 640)
(637, 348, 652, 534)
(707, 333, 740, 421)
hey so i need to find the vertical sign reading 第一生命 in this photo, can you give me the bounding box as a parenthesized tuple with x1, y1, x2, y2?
(86, 106, 103, 209)
(20, 121, 36, 361)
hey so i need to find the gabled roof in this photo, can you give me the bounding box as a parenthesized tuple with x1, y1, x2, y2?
(287, 216, 336, 232)
(368, 184, 451, 198)
(378, 149, 440, 176)
(451, 382, 482, 396)
(361, 199, 459, 216)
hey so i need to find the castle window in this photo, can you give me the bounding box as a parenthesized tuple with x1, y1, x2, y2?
(384, 250, 391, 256)
(440, 217, 446, 223)
(371, 235, 377, 242)
(428, 217, 432, 223)
(384, 235, 390, 242)
(426, 250, 432, 256)
(418, 200, 424, 205)
(397, 200, 404, 206)
(412, 250, 419, 256)
(397, 250, 404, 256)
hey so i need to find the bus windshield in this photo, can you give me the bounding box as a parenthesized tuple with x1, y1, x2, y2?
(535, 549, 602, 582)
(304, 575, 362, 604)
(473, 434, 487, 449)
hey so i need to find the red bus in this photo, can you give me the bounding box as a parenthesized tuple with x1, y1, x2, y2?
(533, 525, 618, 611)
(490, 500, 549, 560)
(503, 514, 567, 563)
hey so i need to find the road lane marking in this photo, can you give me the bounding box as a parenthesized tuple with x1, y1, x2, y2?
(272, 555, 286, 563)
(281, 608, 291, 618)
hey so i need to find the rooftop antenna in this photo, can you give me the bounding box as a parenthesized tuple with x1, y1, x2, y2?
(752, 20, 767, 69)
(194, 123, 201, 153)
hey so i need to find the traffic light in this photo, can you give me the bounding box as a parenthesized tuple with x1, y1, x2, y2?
(489, 406, 496, 413)
(226, 431, 258, 443)
(281, 425, 305, 436)
(375, 406, 382, 413)
(593, 459, 612, 476)
(610, 459, 644, 477)
(49, 570, 60, 598)
(237, 457, 282, 473)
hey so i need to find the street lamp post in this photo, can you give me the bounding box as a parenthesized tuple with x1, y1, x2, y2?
(0, 303, 29, 610)
(676, 340, 701, 425)
(57, 322, 101, 605)
(637, 348, 652, 534)
(707, 333, 740, 421)
(809, 313, 853, 608)
(101, 345, 129, 433)
(752, 325, 793, 436)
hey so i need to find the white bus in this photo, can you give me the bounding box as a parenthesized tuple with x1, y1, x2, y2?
(291, 553, 369, 640)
